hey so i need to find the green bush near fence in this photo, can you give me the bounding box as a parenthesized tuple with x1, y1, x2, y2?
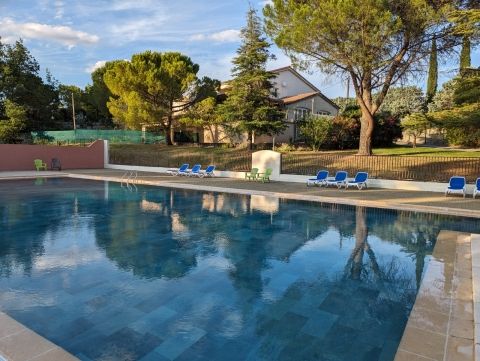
(31, 130, 165, 145)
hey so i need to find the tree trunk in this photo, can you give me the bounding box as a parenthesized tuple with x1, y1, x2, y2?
(351, 207, 368, 280)
(412, 135, 417, 148)
(358, 110, 374, 155)
(247, 131, 253, 151)
(165, 127, 173, 145)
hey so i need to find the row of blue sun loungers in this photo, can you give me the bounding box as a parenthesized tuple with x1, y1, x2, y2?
(166, 164, 216, 178)
(446, 177, 480, 198)
(306, 170, 369, 190)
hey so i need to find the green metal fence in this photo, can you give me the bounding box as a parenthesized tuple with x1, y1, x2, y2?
(109, 144, 252, 171)
(282, 152, 480, 182)
(31, 130, 165, 145)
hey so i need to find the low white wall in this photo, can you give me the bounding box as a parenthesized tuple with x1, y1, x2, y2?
(105, 164, 246, 179)
(252, 150, 281, 178)
(275, 173, 470, 193)
(106, 163, 472, 193)
(106, 147, 477, 194)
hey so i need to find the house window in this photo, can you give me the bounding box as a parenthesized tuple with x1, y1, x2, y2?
(293, 108, 310, 142)
(294, 108, 310, 122)
(316, 110, 331, 116)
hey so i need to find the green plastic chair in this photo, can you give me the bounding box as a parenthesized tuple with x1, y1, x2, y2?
(34, 159, 47, 171)
(258, 168, 273, 183)
(245, 168, 259, 181)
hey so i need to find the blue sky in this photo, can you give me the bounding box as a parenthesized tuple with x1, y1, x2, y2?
(0, 0, 478, 98)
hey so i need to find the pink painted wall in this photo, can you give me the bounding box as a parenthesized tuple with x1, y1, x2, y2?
(0, 140, 104, 171)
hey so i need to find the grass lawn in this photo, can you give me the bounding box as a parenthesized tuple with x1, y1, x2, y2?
(371, 146, 480, 157)
(110, 143, 480, 158)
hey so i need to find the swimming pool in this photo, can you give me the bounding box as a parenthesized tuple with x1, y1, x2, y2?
(0, 178, 478, 361)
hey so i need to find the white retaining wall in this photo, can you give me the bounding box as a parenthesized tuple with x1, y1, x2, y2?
(105, 149, 476, 194)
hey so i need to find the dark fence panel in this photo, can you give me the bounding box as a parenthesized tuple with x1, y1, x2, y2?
(281, 152, 480, 182)
(109, 145, 252, 172)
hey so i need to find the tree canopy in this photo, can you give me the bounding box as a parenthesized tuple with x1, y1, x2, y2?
(104, 51, 217, 145)
(264, 0, 477, 154)
(0, 39, 59, 131)
(0, 100, 27, 143)
(217, 8, 285, 149)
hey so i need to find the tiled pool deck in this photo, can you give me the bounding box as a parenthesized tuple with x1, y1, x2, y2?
(1, 169, 480, 361)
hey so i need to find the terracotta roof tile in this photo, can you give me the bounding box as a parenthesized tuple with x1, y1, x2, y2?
(281, 92, 319, 104)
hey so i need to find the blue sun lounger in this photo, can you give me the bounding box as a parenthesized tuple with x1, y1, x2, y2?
(307, 170, 329, 187)
(445, 176, 466, 197)
(186, 164, 201, 176)
(473, 178, 480, 199)
(326, 171, 348, 188)
(346, 172, 369, 190)
(167, 163, 189, 176)
(198, 165, 215, 178)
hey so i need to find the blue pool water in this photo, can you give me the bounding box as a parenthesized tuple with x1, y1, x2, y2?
(0, 178, 479, 361)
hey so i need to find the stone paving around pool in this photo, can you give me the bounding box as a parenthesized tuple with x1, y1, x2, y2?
(64, 169, 480, 219)
(395, 231, 476, 361)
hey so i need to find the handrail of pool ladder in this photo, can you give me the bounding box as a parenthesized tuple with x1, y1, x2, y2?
(121, 171, 138, 186)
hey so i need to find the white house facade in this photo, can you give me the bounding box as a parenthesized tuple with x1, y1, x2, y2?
(197, 66, 340, 145)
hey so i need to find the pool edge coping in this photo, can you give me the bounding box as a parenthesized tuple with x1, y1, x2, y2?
(65, 173, 480, 219)
(0, 312, 78, 361)
(471, 234, 480, 361)
(395, 231, 478, 361)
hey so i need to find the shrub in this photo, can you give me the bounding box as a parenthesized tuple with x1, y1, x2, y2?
(372, 112, 403, 147)
(276, 143, 297, 152)
(299, 116, 333, 151)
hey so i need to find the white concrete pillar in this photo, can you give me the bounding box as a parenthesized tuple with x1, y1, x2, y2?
(252, 150, 281, 180)
(103, 140, 109, 168)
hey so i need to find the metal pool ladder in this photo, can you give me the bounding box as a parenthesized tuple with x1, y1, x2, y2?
(121, 171, 138, 189)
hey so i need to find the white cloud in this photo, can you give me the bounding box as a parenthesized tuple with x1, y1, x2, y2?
(190, 29, 240, 43)
(54, 0, 64, 19)
(85, 60, 107, 73)
(0, 18, 99, 48)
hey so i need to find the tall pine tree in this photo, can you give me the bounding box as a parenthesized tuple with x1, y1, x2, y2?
(460, 35, 471, 72)
(217, 7, 285, 149)
(426, 39, 438, 104)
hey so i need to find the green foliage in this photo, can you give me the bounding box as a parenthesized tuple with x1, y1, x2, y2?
(380, 86, 426, 118)
(430, 103, 480, 146)
(0, 40, 60, 131)
(295, 106, 401, 151)
(0, 100, 27, 143)
(426, 39, 438, 103)
(372, 113, 403, 147)
(402, 113, 430, 147)
(460, 36, 471, 71)
(332, 97, 356, 112)
(428, 78, 458, 112)
(104, 51, 200, 145)
(82, 61, 119, 127)
(454, 72, 480, 105)
(264, 0, 457, 155)
(329, 116, 361, 150)
(179, 97, 226, 142)
(217, 8, 285, 148)
(299, 116, 332, 151)
(428, 70, 480, 146)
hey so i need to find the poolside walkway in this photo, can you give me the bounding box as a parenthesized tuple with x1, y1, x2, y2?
(2, 169, 480, 218)
(63, 169, 480, 218)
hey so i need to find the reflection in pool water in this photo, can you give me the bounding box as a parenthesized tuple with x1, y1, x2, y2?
(0, 178, 478, 361)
